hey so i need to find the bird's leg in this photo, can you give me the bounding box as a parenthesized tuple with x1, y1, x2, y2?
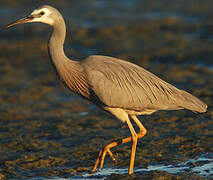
(125, 116, 137, 175)
(130, 115, 147, 138)
(91, 136, 137, 173)
(91, 115, 147, 174)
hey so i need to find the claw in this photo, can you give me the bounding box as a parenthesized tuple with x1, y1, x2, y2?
(92, 147, 116, 172)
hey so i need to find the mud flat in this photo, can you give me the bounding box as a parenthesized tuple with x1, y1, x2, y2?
(0, 0, 212, 179)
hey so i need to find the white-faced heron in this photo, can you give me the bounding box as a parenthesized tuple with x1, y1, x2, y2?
(6, 5, 207, 175)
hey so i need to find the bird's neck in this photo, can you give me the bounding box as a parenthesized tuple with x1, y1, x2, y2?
(48, 18, 79, 74)
(48, 18, 89, 97)
(48, 18, 67, 71)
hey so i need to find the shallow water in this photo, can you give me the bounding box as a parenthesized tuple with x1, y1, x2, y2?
(25, 153, 213, 179)
(0, 0, 205, 28)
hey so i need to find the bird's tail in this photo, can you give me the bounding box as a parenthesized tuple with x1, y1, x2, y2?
(178, 90, 207, 113)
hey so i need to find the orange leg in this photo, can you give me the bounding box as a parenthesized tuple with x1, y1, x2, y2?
(91, 115, 147, 175)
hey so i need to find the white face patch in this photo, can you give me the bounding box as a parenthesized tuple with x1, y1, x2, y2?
(30, 7, 54, 25)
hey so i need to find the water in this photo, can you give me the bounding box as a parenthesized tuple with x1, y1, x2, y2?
(197, 63, 213, 71)
(0, 0, 202, 28)
(26, 153, 213, 179)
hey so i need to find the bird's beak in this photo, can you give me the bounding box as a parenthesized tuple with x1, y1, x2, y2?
(5, 15, 35, 29)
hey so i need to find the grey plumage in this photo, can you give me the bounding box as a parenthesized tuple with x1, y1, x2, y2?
(6, 5, 207, 175)
(82, 55, 207, 113)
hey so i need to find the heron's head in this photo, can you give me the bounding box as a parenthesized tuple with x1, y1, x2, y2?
(6, 5, 61, 28)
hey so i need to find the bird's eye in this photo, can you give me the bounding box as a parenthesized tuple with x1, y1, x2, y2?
(40, 11, 45, 15)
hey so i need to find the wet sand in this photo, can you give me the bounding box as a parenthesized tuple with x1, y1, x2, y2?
(0, 0, 212, 179)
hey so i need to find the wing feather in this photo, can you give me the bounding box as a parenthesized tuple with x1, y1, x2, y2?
(81, 55, 207, 112)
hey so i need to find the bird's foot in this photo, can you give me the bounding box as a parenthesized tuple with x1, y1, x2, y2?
(91, 146, 116, 173)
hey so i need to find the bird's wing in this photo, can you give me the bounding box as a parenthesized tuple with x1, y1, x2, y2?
(81, 55, 206, 112)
